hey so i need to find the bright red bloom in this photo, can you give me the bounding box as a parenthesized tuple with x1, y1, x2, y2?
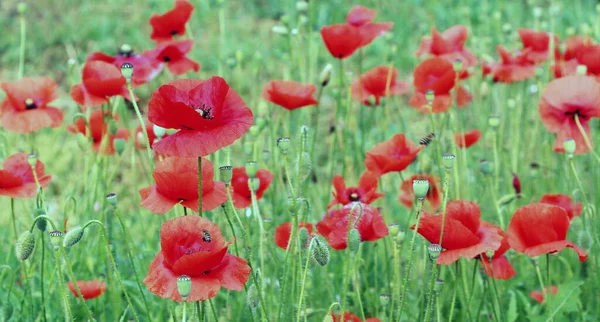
(508, 203, 587, 262)
(327, 171, 384, 208)
(331, 312, 381, 322)
(0, 77, 63, 133)
(518, 28, 559, 64)
(0, 153, 51, 198)
(415, 200, 504, 265)
(364, 134, 422, 176)
(230, 167, 274, 209)
(274, 222, 314, 250)
(398, 174, 442, 212)
(144, 216, 251, 302)
(479, 230, 516, 280)
(149, 0, 194, 42)
(530, 286, 559, 304)
(409, 57, 472, 113)
(454, 129, 482, 148)
(512, 173, 522, 195)
(415, 25, 477, 68)
(71, 61, 136, 109)
(139, 157, 227, 214)
(150, 39, 200, 76)
(539, 194, 582, 220)
(538, 75, 600, 154)
(262, 80, 318, 110)
(87, 49, 163, 87)
(316, 202, 388, 250)
(67, 280, 107, 300)
(351, 66, 410, 105)
(147, 77, 254, 157)
(67, 110, 130, 155)
(320, 24, 363, 59)
(553, 37, 596, 77)
(345, 6, 392, 48)
(483, 45, 537, 83)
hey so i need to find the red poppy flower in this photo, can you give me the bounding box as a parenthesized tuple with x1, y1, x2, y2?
(479, 230, 516, 280)
(512, 173, 522, 195)
(316, 202, 388, 250)
(67, 110, 130, 155)
(0, 153, 51, 198)
(482, 45, 537, 83)
(415, 25, 477, 68)
(274, 222, 314, 250)
(149, 0, 194, 42)
(149, 39, 200, 76)
(414, 200, 504, 265)
(139, 157, 227, 214)
(147, 77, 254, 157)
(320, 24, 364, 59)
(530, 286, 559, 304)
(553, 36, 595, 78)
(398, 174, 442, 212)
(67, 280, 107, 300)
(343, 5, 393, 46)
(507, 203, 587, 262)
(345, 6, 376, 27)
(409, 57, 472, 113)
(0, 77, 63, 133)
(144, 216, 251, 302)
(71, 61, 136, 109)
(331, 312, 381, 322)
(538, 75, 600, 154)
(539, 194, 582, 220)
(230, 167, 274, 209)
(87, 48, 163, 87)
(454, 129, 482, 148)
(327, 171, 384, 208)
(351, 66, 410, 105)
(518, 28, 559, 64)
(364, 134, 422, 176)
(262, 80, 318, 110)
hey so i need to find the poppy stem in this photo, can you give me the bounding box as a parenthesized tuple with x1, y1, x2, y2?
(40, 233, 47, 322)
(58, 245, 96, 321)
(568, 159, 598, 245)
(126, 83, 154, 166)
(487, 255, 503, 322)
(182, 300, 187, 322)
(198, 157, 203, 216)
(534, 259, 548, 301)
(448, 264, 457, 321)
(423, 259, 439, 322)
(573, 114, 600, 165)
(10, 198, 17, 243)
(438, 168, 452, 245)
(310, 85, 325, 159)
(250, 189, 266, 286)
(296, 238, 315, 322)
(53, 246, 74, 321)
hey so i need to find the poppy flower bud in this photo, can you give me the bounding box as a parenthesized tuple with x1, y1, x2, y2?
(320, 64, 333, 87)
(296, 1, 308, 12)
(566, 27, 576, 36)
(108, 120, 118, 136)
(17, 2, 27, 13)
(247, 283, 259, 308)
(425, 90, 435, 106)
(512, 173, 521, 195)
(16, 231, 35, 261)
(563, 139, 576, 157)
(310, 238, 330, 266)
(120, 62, 134, 81)
(497, 194, 516, 207)
(322, 315, 334, 322)
(248, 178, 260, 192)
(348, 228, 361, 254)
(576, 65, 588, 75)
(153, 124, 166, 139)
(288, 197, 301, 214)
(428, 244, 442, 260)
(255, 118, 267, 130)
(442, 154, 456, 169)
(34, 209, 47, 232)
(452, 59, 463, 72)
(48, 230, 63, 251)
(380, 293, 391, 307)
(272, 26, 289, 34)
(177, 275, 192, 299)
(245, 161, 258, 178)
(434, 279, 444, 294)
(297, 152, 312, 183)
(63, 226, 84, 248)
(298, 227, 309, 248)
(113, 138, 126, 155)
(277, 137, 291, 155)
(412, 179, 430, 200)
(479, 81, 489, 97)
(488, 115, 500, 128)
(26, 153, 37, 168)
(76, 133, 90, 150)
(106, 193, 118, 207)
(1, 301, 14, 321)
(388, 224, 400, 236)
(479, 160, 493, 175)
(249, 125, 260, 136)
(219, 166, 233, 185)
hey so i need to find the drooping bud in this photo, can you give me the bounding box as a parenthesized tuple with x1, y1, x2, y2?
(497, 194, 517, 207)
(245, 161, 258, 178)
(219, 166, 233, 185)
(322, 314, 334, 322)
(27, 153, 37, 168)
(479, 160, 493, 175)
(425, 90, 435, 105)
(287, 197, 301, 214)
(434, 279, 444, 294)
(512, 173, 521, 195)
(63, 226, 84, 248)
(348, 228, 361, 254)
(76, 133, 90, 150)
(248, 178, 260, 192)
(412, 179, 430, 199)
(488, 115, 500, 128)
(379, 294, 391, 307)
(16, 231, 36, 261)
(153, 124, 166, 139)
(563, 138, 576, 157)
(277, 137, 291, 154)
(310, 238, 330, 266)
(113, 138, 126, 155)
(298, 227, 309, 248)
(120, 62, 134, 82)
(48, 230, 63, 251)
(442, 154, 455, 169)
(106, 193, 118, 207)
(247, 283, 259, 308)
(428, 244, 442, 260)
(34, 209, 47, 232)
(320, 63, 333, 87)
(177, 275, 192, 299)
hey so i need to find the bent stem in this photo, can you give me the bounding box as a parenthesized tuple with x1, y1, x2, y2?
(574, 114, 600, 165)
(53, 247, 74, 321)
(59, 244, 95, 321)
(296, 239, 315, 322)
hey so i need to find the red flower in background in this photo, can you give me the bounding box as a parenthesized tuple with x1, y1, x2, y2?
(87, 47, 163, 87)
(518, 28, 559, 64)
(364, 134, 422, 176)
(483, 45, 536, 83)
(530, 286, 559, 304)
(345, 6, 376, 26)
(144, 216, 251, 302)
(230, 167, 274, 209)
(148, 77, 254, 157)
(409, 57, 472, 113)
(67, 110, 129, 155)
(274, 222, 314, 250)
(0, 153, 51, 198)
(454, 129, 482, 148)
(320, 24, 364, 59)
(538, 75, 600, 154)
(508, 203, 587, 262)
(331, 311, 381, 322)
(539, 194, 582, 220)
(345, 6, 393, 47)
(415, 200, 504, 265)
(0, 77, 63, 133)
(351, 66, 410, 105)
(554, 37, 600, 78)
(317, 202, 388, 250)
(415, 25, 477, 68)
(262, 80, 318, 110)
(327, 171, 384, 208)
(149, 0, 194, 42)
(150, 39, 200, 76)
(71, 61, 136, 109)
(398, 174, 442, 212)
(139, 157, 227, 214)
(479, 231, 516, 280)
(67, 280, 107, 300)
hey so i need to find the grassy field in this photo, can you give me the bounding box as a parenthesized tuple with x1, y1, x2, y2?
(1, 0, 600, 321)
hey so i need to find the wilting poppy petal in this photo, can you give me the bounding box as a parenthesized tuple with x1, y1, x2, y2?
(67, 280, 107, 300)
(262, 80, 318, 110)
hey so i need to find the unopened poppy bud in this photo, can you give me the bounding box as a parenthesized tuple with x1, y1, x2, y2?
(442, 154, 455, 169)
(563, 138, 576, 156)
(120, 62, 134, 81)
(310, 238, 330, 266)
(348, 228, 361, 254)
(288, 197, 301, 214)
(298, 227, 309, 248)
(255, 118, 267, 130)
(512, 173, 521, 195)
(394, 229, 405, 245)
(153, 124, 166, 138)
(412, 179, 430, 199)
(246, 161, 258, 178)
(262, 150, 271, 163)
(425, 90, 435, 105)
(388, 224, 399, 236)
(576, 65, 587, 75)
(248, 178, 260, 192)
(497, 194, 516, 207)
(48, 230, 63, 251)
(379, 293, 391, 307)
(76, 133, 89, 150)
(434, 279, 444, 294)
(566, 27, 576, 36)
(1, 302, 14, 321)
(428, 244, 442, 260)
(320, 64, 333, 87)
(17, 2, 27, 13)
(452, 59, 463, 72)
(277, 137, 291, 154)
(322, 315, 334, 322)
(177, 275, 192, 299)
(488, 115, 500, 128)
(272, 26, 289, 34)
(479, 160, 493, 175)
(106, 193, 117, 207)
(16, 231, 35, 261)
(219, 166, 233, 185)
(247, 283, 259, 308)
(27, 154, 37, 168)
(108, 120, 118, 136)
(34, 209, 47, 232)
(63, 226, 84, 248)
(297, 152, 312, 183)
(113, 138, 126, 155)
(479, 81, 489, 97)
(296, 1, 308, 12)
(249, 125, 260, 136)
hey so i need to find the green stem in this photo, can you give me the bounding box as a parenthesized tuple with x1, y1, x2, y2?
(182, 300, 187, 322)
(423, 262, 438, 322)
(40, 234, 47, 322)
(438, 168, 451, 244)
(574, 114, 600, 165)
(10, 198, 17, 242)
(278, 215, 298, 321)
(127, 84, 154, 165)
(296, 239, 315, 322)
(54, 249, 74, 321)
(59, 245, 95, 321)
(208, 299, 219, 322)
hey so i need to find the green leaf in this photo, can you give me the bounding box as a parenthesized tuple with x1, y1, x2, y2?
(507, 291, 518, 322)
(529, 281, 583, 322)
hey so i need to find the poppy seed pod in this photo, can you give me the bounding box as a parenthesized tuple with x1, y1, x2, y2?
(488, 115, 500, 128)
(348, 228, 361, 254)
(428, 244, 442, 260)
(106, 193, 118, 207)
(412, 179, 430, 199)
(442, 154, 456, 169)
(379, 293, 391, 307)
(119, 43, 132, 55)
(479, 160, 493, 175)
(277, 137, 291, 154)
(120, 62, 134, 81)
(248, 178, 260, 192)
(219, 166, 233, 185)
(177, 275, 192, 299)
(434, 279, 444, 294)
(27, 154, 37, 168)
(452, 59, 463, 72)
(113, 138, 126, 155)
(34, 209, 47, 232)
(247, 283, 259, 308)
(17, 2, 27, 13)
(288, 197, 301, 214)
(63, 226, 84, 248)
(320, 63, 333, 87)
(48, 230, 63, 251)
(153, 125, 166, 139)
(322, 315, 334, 322)
(310, 238, 330, 266)
(425, 90, 435, 105)
(298, 227, 309, 248)
(16, 231, 35, 261)
(563, 139, 576, 156)
(245, 161, 258, 178)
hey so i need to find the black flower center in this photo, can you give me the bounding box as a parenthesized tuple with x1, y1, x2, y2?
(193, 103, 214, 120)
(170, 30, 178, 36)
(349, 192, 361, 202)
(163, 56, 171, 62)
(564, 108, 587, 120)
(25, 98, 37, 110)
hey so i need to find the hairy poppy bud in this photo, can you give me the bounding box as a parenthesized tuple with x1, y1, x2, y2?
(388, 224, 399, 236)
(563, 138, 576, 157)
(277, 137, 291, 155)
(310, 238, 330, 266)
(255, 118, 267, 130)
(106, 193, 118, 207)
(297, 152, 312, 183)
(442, 154, 455, 169)
(413, 179, 430, 199)
(498, 194, 516, 207)
(512, 173, 521, 195)
(63, 226, 84, 248)
(248, 178, 260, 192)
(219, 166, 233, 185)
(425, 90, 435, 105)
(288, 197, 301, 214)
(177, 275, 192, 299)
(479, 160, 493, 175)
(120, 62, 134, 81)
(153, 124, 166, 139)
(488, 115, 500, 128)
(113, 138, 126, 155)
(48, 230, 63, 251)
(434, 279, 444, 294)
(428, 244, 442, 260)
(348, 228, 361, 254)
(320, 63, 333, 87)
(16, 231, 35, 261)
(107, 120, 118, 136)
(17, 2, 27, 13)
(298, 227, 309, 248)
(76, 133, 90, 150)
(322, 315, 334, 322)
(27, 154, 37, 168)
(34, 209, 47, 232)
(379, 294, 391, 307)
(247, 283, 259, 308)
(245, 161, 258, 178)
